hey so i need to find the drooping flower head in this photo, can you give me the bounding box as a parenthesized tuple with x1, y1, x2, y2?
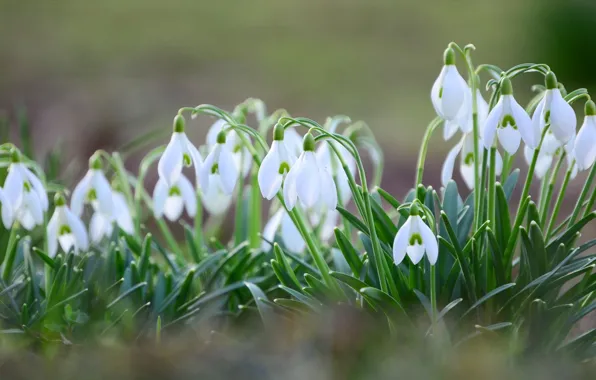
(158, 114, 203, 187)
(206, 119, 252, 179)
(258, 123, 297, 200)
(200, 130, 239, 196)
(483, 77, 537, 154)
(153, 174, 197, 222)
(532, 72, 576, 147)
(89, 187, 135, 243)
(47, 193, 89, 257)
(71, 154, 113, 218)
(0, 187, 14, 229)
(283, 133, 337, 211)
(392, 201, 438, 266)
(431, 47, 468, 137)
(3, 149, 48, 230)
(574, 100, 596, 171)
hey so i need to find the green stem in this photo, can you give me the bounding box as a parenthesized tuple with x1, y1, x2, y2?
(1, 225, 19, 282)
(488, 147, 497, 230)
(539, 153, 565, 227)
(569, 162, 596, 225)
(194, 191, 204, 259)
(249, 169, 262, 249)
(546, 164, 574, 240)
(500, 152, 513, 185)
(414, 118, 441, 190)
(234, 173, 245, 246)
(430, 265, 437, 336)
(156, 219, 184, 263)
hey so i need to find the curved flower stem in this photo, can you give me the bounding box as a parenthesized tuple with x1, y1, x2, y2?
(500, 152, 513, 185)
(414, 117, 441, 191)
(1, 224, 20, 282)
(539, 153, 565, 227)
(568, 163, 596, 226)
(546, 163, 575, 240)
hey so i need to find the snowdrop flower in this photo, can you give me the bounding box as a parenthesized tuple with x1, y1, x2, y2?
(574, 100, 596, 171)
(158, 114, 203, 187)
(3, 150, 48, 230)
(89, 190, 134, 242)
(392, 202, 438, 266)
(200, 131, 238, 195)
(0, 188, 14, 229)
(283, 133, 337, 211)
(532, 72, 576, 146)
(47, 194, 89, 257)
(201, 174, 233, 215)
(315, 140, 355, 206)
(431, 47, 468, 136)
(442, 132, 502, 189)
(446, 86, 490, 140)
(284, 127, 303, 158)
(524, 134, 577, 179)
(261, 208, 305, 252)
(523, 146, 553, 179)
(71, 156, 113, 217)
(483, 77, 536, 154)
(153, 174, 196, 222)
(258, 124, 297, 200)
(206, 119, 252, 178)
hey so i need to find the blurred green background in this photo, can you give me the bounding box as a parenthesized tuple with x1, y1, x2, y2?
(1, 0, 595, 192)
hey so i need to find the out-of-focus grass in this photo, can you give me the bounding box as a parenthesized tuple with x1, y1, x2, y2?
(0, 0, 538, 158)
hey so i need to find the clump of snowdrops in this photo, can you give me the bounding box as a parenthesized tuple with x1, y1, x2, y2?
(0, 42, 594, 362)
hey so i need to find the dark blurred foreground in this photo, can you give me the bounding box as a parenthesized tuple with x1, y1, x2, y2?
(0, 307, 593, 380)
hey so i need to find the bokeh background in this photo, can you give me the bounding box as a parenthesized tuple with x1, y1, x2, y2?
(1, 0, 596, 194)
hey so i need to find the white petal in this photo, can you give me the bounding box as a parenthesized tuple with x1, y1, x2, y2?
(319, 167, 338, 210)
(0, 188, 13, 229)
(164, 195, 184, 221)
(497, 125, 521, 155)
(258, 142, 283, 200)
(178, 174, 197, 218)
(71, 171, 92, 216)
(295, 152, 320, 209)
(284, 128, 303, 158)
(4, 165, 24, 205)
(460, 160, 475, 190)
(283, 154, 301, 211)
(542, 130, 562, 156)
(419, 218, 438, 265)
(262, 209, 284, 250)
(206, 119, 228, 147)
(23, 167, 48, 211)
(19, 191, 43, 230)
(112, 192, 134, 234)
(65, 207, 89, 251)
(431, 66, 446, 118)
(217, 145, 238, 195)
(90, 212, 112, 242)
(201, 175, 233, 215)
(574, 117, 596, 170)
(47, 211, 59, 257)
(439, 65, 466, 120)
(320, 209, 339, 241)
(510, 96, 538, 149)
(443, 120, 460, 141)
(91, 170, 114, 217)
(281, 211, 305, 252)
(441, 140, 463, 187)
(392, 217, 411, 265)
(158, 133, 184, 186)
(483, 99, 503, 150)
(406, 217, 426, 264)
(199, 147, 216, 193)
(531, 97, 546, 142)
(152, 178, 169, 219)
(549, 89, 576, 144)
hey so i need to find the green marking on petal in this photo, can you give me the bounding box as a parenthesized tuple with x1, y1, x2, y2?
(278, 161, 290, 175)
(438, 87, 443, 99)
(183, 153, 192, 167)
(211, 163, 219, 174)
(464, 152, 474, 165)
(500, 114, 517, 130)
(544, 110, 551, 124)
(23, 181, 32, 192)
(59, 225, 72, 235)
(168, 186, 181, 196)
(409, 233, 423, 246)
(233, 144, 242, 153)
(87, 188, 97, 201)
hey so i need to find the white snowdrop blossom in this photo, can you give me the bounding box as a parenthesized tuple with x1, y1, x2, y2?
(201, 174, 234, 215)
(89, 190, 134, 242)
(392, 204, 438, 266)
(445, 87, 490, 140)
(442, 132, 502, 189)
(258, 125, 297, 200)
(431, 48, 468, 136)
(315, 141, 355, 206)
(574, 101, 596, 171)
(3, 154, 48, 230)
(483, 78, 536, 154)
(524, 134, 577, 180)
(47, 195, 89, 257)
(206, 119, 252, 178)
(261, 208, 305, 253)
(158, 114, 203, 187)
(523, 146, 553, 179)
(283, 133, 337, 211)
(71, 157, 113, 217)
(153, 174, 197, 222)
(283, 127, 303, 158)
(531, 72, 576, 146)
(200, 131, 239, 196)
(0, 188, 14, 229)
